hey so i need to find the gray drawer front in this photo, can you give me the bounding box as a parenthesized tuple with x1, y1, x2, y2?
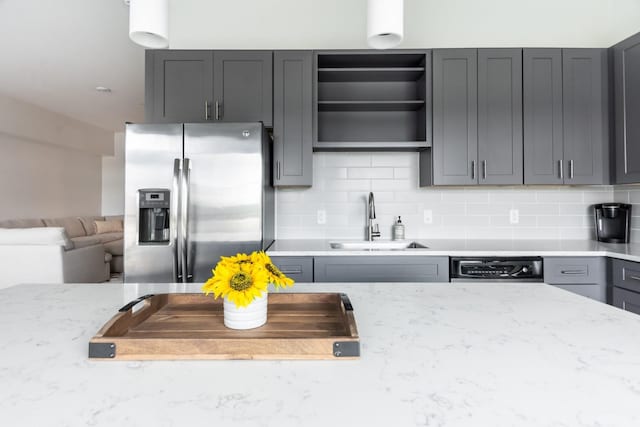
(543, 257, 605, 284)
(270, 256, 313, 283)
(551, 284, 606, 303)
(613, 287, 640, 315)
(612, 258, 640, 293)
(313, 256, 449, 283)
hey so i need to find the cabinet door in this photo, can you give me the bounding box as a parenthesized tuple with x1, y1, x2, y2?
(613, 32, 640, 183)
(613, 287, 640, 315)
(562, 49, 609, 185)
(146, 50, 214, 123)
(313, 256, 449, 283)
(273, 51, 313, 186)
(213, 51, 273, 126)
(477, 49, 523, 184)
(523, 49, 564, 184)
(432, 49, 478, 185)
(270, 256, 313, 283)
(552, 284, 607, 303)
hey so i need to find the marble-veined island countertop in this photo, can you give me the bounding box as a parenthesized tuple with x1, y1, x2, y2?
(1, 282, 640, 427)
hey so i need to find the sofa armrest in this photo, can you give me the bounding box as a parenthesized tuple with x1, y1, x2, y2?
(62, 245, 108, 283)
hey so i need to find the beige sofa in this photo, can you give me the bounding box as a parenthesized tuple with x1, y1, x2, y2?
(0, 216, 123, 289)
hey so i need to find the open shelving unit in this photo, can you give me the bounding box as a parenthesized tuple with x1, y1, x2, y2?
(313, 51, 431, 151)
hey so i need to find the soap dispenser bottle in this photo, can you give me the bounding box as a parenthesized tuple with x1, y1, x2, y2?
(392, 216, 405, 241)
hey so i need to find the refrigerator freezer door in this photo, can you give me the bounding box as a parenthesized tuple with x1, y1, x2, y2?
(184, 123, 264, 282)
(124, 124, 183, 283)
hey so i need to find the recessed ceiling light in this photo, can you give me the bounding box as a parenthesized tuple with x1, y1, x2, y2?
(95, 86, 112, 93)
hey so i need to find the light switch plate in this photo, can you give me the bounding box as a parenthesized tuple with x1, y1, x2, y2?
(509, 209, 519, 224)
(317, 209, 327, 225)
(423, 209, 433, 224)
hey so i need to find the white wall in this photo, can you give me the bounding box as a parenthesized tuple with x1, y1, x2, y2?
(171, 0, 640, 49)
(0, 94, 109, 220)
(277, 153, 614, 240)
(101, 132, 125, 216)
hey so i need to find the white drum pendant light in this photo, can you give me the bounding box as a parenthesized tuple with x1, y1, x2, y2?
(367, 0, 404, 49)
(128, 0, 169, 48)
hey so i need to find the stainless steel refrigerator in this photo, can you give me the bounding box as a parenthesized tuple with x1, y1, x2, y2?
(124, 122, 274, 283)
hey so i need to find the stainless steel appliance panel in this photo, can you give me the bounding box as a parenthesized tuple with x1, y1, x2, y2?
(124, 124, 183, 283)
(184, 123, 265, 282)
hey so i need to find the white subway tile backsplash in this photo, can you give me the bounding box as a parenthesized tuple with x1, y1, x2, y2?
(275, 152, 619, 241)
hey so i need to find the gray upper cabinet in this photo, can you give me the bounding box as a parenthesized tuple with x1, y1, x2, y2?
(477, 49, 523, 184)
(213, 51, 273, 126)
(146, 50, 214, 123)
(145, 50, 272, 126)
(613, 32, 640, 184)
(432, 49, 478, 185)
(523, 49, 610, 185)
(273, 51, 313, 186)
(523, 49, 564, 184)
(562, 49, 609, 185)
(432, 49, 522, 186)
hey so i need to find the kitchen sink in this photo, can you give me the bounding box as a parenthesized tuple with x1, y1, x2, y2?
(329, 240, 428, 250)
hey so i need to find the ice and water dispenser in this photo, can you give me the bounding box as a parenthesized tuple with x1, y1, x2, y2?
(138, 189, 170, 244)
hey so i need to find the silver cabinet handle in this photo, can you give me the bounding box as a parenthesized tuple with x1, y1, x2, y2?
(181, 158, 192, 283)
(471, 160, 476, 181)
(280, 268, 302, 275)
(482, 160, 487, 180)
(560, 270, 586, 275)
(204, 101, 210, 120)
(558, 160, 564, 180)
(569, 160, 574, 179)
(172, 159, 182, 282)
(623, 301, 627, 310)
(215, 101, 222, 120)
(277, 161, 281, 180)
(628, 275, 640, 282)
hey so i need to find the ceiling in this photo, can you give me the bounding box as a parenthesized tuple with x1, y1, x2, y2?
(1, 0, 639, 134)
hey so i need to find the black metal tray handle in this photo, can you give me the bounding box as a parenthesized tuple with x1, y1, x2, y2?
(119, 294, 155, 312)
(340, 293, 353, 311)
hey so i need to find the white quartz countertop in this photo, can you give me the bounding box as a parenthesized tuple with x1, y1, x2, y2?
(268, 238, 640, 262)
(2, 282, 640, 426)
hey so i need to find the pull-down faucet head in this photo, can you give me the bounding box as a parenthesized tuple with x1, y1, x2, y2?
(368, 192, 376, 219)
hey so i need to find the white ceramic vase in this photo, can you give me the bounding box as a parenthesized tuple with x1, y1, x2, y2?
(223, 291, 268, 330)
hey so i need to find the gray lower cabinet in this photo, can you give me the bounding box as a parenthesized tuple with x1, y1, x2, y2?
(611, 258, 640, 315)
(432, 49, 522, 185)
(145, 50, 272, 125)
(146, 50, 214, 123)
(613, 32, 640, 184)
(270, 256, 313, 283)
(313, 256, 449, 283)
(273, 51, 313, 186)
(544, 257, 607, 303)
(562, 49, 609, 185)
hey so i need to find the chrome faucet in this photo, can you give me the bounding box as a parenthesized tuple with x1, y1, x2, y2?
(366, 192, 381, 241)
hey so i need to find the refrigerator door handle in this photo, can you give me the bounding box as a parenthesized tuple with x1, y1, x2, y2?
(181, 158, 192, 283)
(172, 158, 182, 282)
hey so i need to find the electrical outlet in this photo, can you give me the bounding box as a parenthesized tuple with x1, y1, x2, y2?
(317, 209, 327, 225)
(509, 209, 519, 224)
(423, 209, 433, 224)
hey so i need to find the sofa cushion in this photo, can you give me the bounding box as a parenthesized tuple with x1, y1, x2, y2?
(0, 227, 73, 250)
(78, 216, 105, 236)
(43, 217, 86, 238)
(70, 235, 102, 249)
(103, 238, 124, 256)
(94, 220, 123, 234)
(0, 218, 45, 228)
(91, 232, 123, 244)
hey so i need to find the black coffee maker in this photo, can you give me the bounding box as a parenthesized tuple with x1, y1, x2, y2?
(593, 203, 632, 243)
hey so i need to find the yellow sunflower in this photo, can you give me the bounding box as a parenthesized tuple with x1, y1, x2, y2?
(251, 251, 295, 289)
(202, 255, 269, 308)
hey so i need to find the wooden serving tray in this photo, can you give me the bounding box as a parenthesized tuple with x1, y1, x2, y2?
(89, 293, 359, 360)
